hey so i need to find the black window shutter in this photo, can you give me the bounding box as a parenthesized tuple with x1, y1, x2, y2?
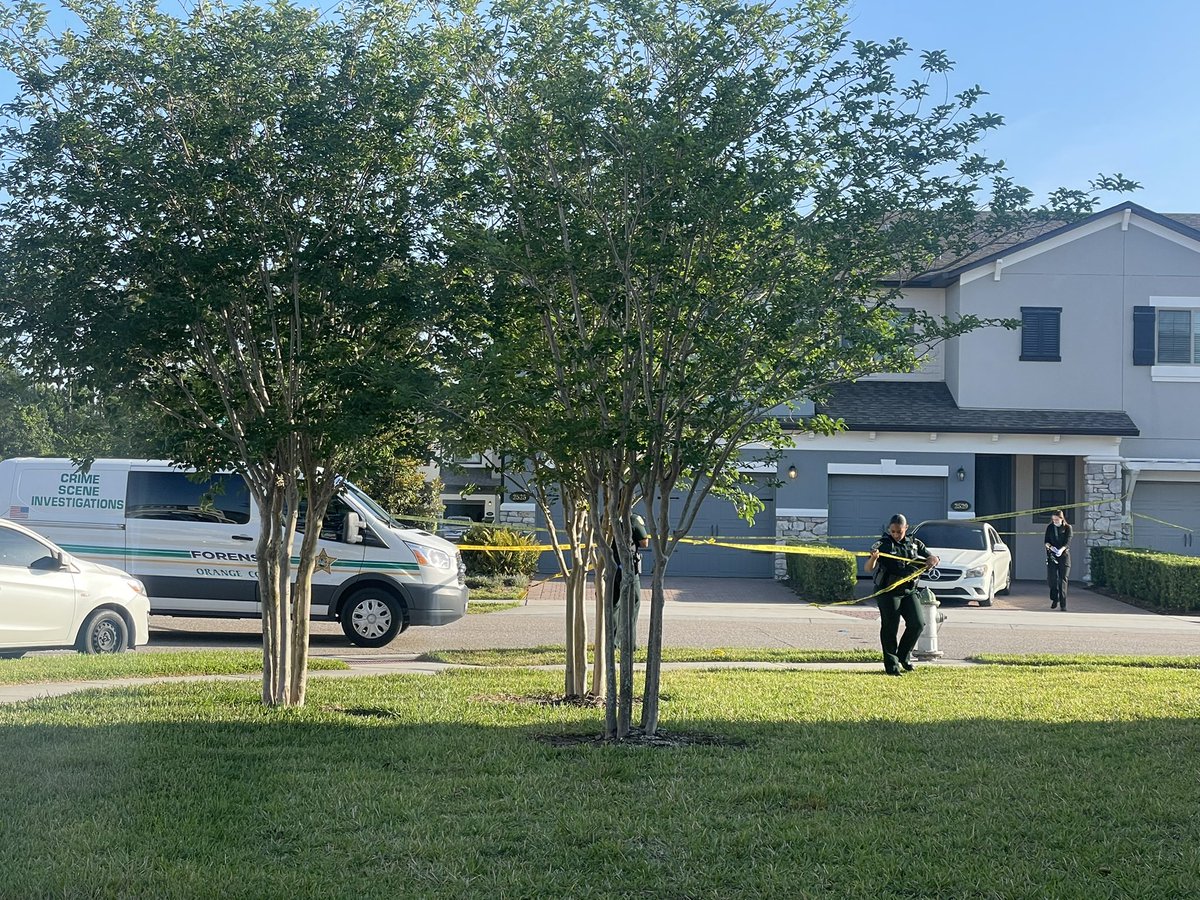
(1020, 307, 1061, 361)
(1132, 306, 1155, 365)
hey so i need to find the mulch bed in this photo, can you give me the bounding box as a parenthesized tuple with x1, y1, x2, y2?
(474, 692, 607, 708)
(538, 728, 746, 749)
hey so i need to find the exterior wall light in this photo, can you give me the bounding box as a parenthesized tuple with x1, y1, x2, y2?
(956, 466, 966, 482)
(787, 465, 797, 480)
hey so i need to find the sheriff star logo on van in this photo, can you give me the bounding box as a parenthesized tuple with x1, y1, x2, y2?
(316, 549, 337, 575)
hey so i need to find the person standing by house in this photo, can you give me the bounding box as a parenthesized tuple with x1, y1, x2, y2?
(611, 513, 650, 656)
(866, 514, 940, 676)
(1044, 509, 1072, 610)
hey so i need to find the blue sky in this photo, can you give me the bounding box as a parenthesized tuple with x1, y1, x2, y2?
(846, 0, 1200, 212)
(3, 0, 1196, 212)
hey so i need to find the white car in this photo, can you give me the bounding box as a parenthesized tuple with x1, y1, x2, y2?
(437, 515, 474, 542)
(0, 518, 150, 658)
(911, 519, 1012, 607)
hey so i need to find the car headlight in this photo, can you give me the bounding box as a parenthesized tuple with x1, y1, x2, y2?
(965, 567, 985, 578)
(125, 578, 147, 595)
(404, 541, 453, 570)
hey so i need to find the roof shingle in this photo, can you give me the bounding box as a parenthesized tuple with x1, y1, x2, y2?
(806, 381, 1139, 436)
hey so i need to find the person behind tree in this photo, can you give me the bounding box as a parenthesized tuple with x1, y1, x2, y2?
(866, 514, 940, 676)
(611, 513, 649, 657)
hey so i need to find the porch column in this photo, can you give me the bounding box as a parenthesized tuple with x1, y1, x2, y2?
(1082, 457, 1128, 582)
(775, 513, 828, 581)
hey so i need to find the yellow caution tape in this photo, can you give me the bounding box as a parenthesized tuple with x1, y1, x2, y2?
(967, 494, 1127, 524)
(457, 543, 563, 551)
(451, 499, 1195, 559)
(1131, 512, 1194, 533)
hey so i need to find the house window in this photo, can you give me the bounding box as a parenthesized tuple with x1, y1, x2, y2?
(1033, 457, 1073, 523)
(1156, 309, 1200, 364)
(1020, 307, 1061, 361)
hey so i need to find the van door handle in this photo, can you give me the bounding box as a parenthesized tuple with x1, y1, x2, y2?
(232, 534, 254, 542)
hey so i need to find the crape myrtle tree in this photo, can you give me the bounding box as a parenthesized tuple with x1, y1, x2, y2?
(443, 296, 602, 700)
(444, 0, 1135, 737)
(0, 0, 451, 706)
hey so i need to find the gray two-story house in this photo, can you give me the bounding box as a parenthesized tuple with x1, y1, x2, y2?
(495, 201, 1200, 583)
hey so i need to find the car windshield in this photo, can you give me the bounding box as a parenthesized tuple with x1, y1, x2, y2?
(912, 523, 987, 551)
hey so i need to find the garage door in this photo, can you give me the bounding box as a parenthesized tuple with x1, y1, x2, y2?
(827, 475, 947, 576)
(665, 480, 776, 578)
(1130, 481, 1200, 556)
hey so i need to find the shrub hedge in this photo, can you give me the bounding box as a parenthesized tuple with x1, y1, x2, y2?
(460, 524, 541, 578)
(784, 543, 857, 603)
(1089, 546, 1200, 612)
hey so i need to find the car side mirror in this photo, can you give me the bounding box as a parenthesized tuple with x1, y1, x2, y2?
(342, 511, 364, 544)
(30, 552, 65, 571)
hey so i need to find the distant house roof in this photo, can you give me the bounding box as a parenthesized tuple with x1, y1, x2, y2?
(892, 202, 1200, 288)
(805, 381, 1139, 436)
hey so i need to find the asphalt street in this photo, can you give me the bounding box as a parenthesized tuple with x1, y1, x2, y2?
(144, 578, 1200, 660)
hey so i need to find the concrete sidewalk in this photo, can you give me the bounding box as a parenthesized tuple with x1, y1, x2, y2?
(0, 655, 983, 706)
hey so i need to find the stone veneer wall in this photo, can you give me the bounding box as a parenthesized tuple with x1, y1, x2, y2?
(497, 504, 536, 528)
(1082, 459, 1129, 582)
(775, 515, 829, 580)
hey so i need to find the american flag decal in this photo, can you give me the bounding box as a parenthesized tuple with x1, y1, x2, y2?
(7, 505, 29, 520)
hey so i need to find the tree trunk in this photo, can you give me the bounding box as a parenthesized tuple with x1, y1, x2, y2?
(617, 540, 636, 738)
(260, 475, 300, 706)
(590, 552, 609, 699)
(288, 523, 323, 706)
(564, 562, 587, 698)
(641, 557, 666, 735)
(568, 506, 592, 697)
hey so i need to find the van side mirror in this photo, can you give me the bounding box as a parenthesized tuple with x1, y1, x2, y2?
(342, 511, 364, 544)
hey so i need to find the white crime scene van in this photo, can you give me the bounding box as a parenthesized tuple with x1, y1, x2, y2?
(0, 458, 468, 648)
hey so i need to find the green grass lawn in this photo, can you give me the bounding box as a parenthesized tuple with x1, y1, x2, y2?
(466, 600, 523, 614)
(0, 650, 348, 685)
(1, 665, 1198, 898)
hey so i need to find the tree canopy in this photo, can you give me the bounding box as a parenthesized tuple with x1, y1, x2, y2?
(0, 0, 455, 705)
(439, 0, 1136, 735)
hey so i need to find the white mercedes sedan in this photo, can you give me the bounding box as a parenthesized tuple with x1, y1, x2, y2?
(911, 519, 1013, 607)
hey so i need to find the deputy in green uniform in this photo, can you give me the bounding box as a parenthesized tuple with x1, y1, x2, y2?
(866, 514, 939, 676)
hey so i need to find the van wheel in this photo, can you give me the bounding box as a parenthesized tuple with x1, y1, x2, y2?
(77, 610, 129, 654)
(340, 590, 404, 648)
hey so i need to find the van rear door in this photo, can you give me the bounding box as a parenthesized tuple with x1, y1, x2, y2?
(124, 468, 260, 616)
(4, 459, 129, 570)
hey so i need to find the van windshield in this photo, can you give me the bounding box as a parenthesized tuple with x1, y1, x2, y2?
(341, 482, 406, 530)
